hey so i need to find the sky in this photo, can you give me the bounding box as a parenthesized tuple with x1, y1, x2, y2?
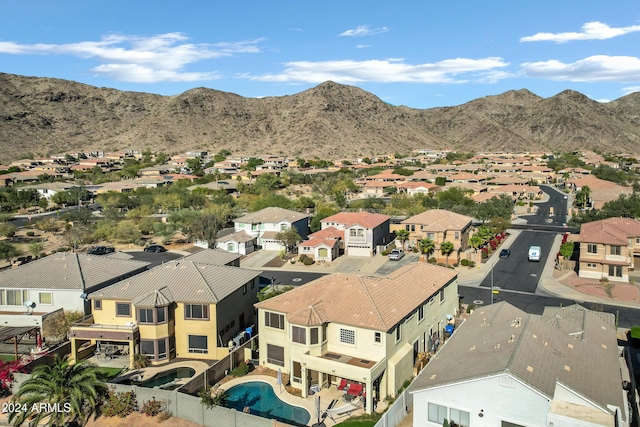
(1, 1, 639, 109)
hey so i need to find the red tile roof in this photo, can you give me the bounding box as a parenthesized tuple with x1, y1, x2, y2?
(579, 217, 640, 244)
(322, 212, 390, 228)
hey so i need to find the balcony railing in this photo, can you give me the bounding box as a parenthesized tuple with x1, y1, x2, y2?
(72, 314, 138, 331)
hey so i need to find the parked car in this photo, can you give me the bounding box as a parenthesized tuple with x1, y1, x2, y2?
(499, 249, 511, 258)
(388, 249, 405, 261)
(87, 246, 115, 255)
(528, 246, 541, 262)
(144, 245, 167, 253)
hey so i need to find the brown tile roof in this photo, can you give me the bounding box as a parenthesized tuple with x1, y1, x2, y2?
(402, 209, 473, 231)
(297, 238, 339, 248)
(255, 263, 457, 331)
(579, 217, 640, 244)
(322, 212, 390, 229)
(309, 226, 344, 240)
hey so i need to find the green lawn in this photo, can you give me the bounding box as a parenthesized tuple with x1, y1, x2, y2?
(0, 354, 18, 362)
(96, 367, 126, 379)
(334, 413, 381, 427)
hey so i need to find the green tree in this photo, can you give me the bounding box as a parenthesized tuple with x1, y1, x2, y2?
(574, 185, 591, 208)
(0, 222, 16, 238)
(559, 241, 574, 259)
(310, 203, 340, 232)
(275, 228, 302, 252)
(394, 229, 410, 250)
(188, 208, 233, 248)
(9, 355, 108, 427)
(0, 241, 20, 263)
(440, 241, 455, 265)
(28, 241, 45, 259)
(418, 238, 435, 260)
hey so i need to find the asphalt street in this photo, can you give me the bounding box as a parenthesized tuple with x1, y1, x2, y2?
(519, 184, 569, 226)
(479, 230, 556, 293)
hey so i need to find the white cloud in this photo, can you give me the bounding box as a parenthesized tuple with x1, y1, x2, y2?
(520, 21, 640, 43)
(622, 86, 640, 95)
(521, 55, 640, 82)
(339, 25, 389, 37)
(247, 57, 509, 84)
(355, 44, 371, 49)
(0, 33, 262, 83)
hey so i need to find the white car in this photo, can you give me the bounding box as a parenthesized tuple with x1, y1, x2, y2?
(388, 249, 405, 261)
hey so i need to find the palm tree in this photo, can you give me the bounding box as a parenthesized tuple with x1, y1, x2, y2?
(418, 238, 435, 262)
(394, 229, 410, 250)
(9, 355, 107, 427)
(440, 241, 455, 266)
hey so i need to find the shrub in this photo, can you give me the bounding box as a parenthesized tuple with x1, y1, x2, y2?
(26, 231, 35, 237)
(302, 257, 314, 266)
(381, 251, 388, 256)
(452, 263, 459, 267)
(101, 389, 137, 418)
(428, 257, 437, 264)
(412, 246, 419, 253)
(299, 254, 309, 263)
(157, 411, 172, 422)
(231, 361, 250, 377)
(466, 304, 476, 313)
(437, 262, 446, 267)
(467, 260, 476, 268)
(460, 259, 469, 266)
(199, 386, 229, 409)
(140, 398, 165, 417)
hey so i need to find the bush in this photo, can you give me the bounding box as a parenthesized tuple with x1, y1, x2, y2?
(231, 361, 250, 377)
(427, 257, 436, 264)
(302, 257, 314, 266)
(199, 386, 229, 409)
(381, 251, 388, 256)
(101, 389, 137, 418)
(460, 259, 469, 266)
(437, 262, 446, 267)
(412, 246, 419, 253)
(466, 304, 476, 313)
(26, 231, 35, 237)
(452, 263, 459, 267)
(299, 254, 309, 263)
(467, 260, 476, 268)
(140, 398, 165, 417)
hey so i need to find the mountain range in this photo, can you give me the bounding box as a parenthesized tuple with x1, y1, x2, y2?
(1, 72, 639, 163)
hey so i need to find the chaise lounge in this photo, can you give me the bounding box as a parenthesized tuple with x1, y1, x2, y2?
(346, 382, 363, 396)
(337, 378, 348, 391)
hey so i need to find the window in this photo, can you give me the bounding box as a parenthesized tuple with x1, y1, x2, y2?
(439, 289, 445, 303)
(39, 292, 52, 305)
(188, 335, 208, 354)
(158, 339, 167, 359)
(637, 238, 640, 244)
(267, 344, 285, 366)
(427, 232, 435, 240)
(243, 284, 247, 295)
(185, 304, 208, 320)
(116, 302, 131, 317)
(280, 224, 289, 231)
(411, 225, 415, 232)
(405, 225, 410, 231)
(310, 328, 319, 345)
(5, 290, 27, 306)
(292, 326, 306, 344)
(454, 231, 460, 240)
(228, 243, 235, 252)
(156, 306, 166, 323)
(140, 340, 155, 356)
(428, 403, 447, 424)
(429, 297, 435, 305)
(450, 408, 470, 427)
(395, 326, 402, 343)
(349, 229, 356, 237)
(418, 305, 424, 322)
(611, 245, 621, 255)
(587, 244, 598, 254)
(609, 265, 623, 277)
(587, 263, 597, 268)
(138, 308, 154, 324)
(374, 332, 381, 343)
(340, 328, 356, 345)
(322, 323, 327, 343)
(265, 312, 284, 329)
(94, 299, 102, 310)
(251, 223, 259, 231)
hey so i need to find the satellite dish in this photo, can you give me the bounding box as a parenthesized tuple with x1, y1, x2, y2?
(24, 301, 35, 308)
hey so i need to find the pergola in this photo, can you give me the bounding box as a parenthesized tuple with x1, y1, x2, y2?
(0, 326, 40, 361)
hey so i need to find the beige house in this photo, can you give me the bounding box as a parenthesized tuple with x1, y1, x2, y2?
(70, 250, 261, 367)
(255, 263, 459, 413)
(399, 209, 473, 262)
(321, 212, 391, 257)
(578, 217, 640, 282)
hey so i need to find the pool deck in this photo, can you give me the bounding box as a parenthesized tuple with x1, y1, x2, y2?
(219, 375, 366, 426)
(114, 360, 210, 386)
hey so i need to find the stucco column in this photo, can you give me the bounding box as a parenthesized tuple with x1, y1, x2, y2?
(69, 339, 77, 364)
(128, 339, 135, 369)
(365, 382, 373, 414)
(301, 367, 308, 398)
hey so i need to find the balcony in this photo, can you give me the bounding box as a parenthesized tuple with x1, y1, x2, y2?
(70, 315, 139, 341)
(300, 350, 385, 384)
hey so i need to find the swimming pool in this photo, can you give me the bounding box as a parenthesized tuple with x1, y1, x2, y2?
(111, 367, 195, 388)
(225, 381, 311, 426)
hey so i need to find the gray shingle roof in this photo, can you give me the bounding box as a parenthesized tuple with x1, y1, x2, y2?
(180, 248, 242, 265)
(408, 302, 625, 420)
(235, 207, 309, 224)
(89, 261, 261, 304)
(0, 253, 149, 291)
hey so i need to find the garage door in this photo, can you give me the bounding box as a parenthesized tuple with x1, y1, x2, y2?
(347, 246, 371, 257)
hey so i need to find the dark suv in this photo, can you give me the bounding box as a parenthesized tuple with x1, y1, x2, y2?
(87, 246, 115, 255)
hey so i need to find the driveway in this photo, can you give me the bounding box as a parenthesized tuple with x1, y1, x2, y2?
(374, 252, 420, 276)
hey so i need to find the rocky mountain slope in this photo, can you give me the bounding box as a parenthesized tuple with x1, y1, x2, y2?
(1, 72, 639, 162)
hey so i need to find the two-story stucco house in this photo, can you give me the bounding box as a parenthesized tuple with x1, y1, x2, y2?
(70, 250, 261, 368)
(408, 302, 629, 427)
(255, 263, 459, 413)
(399, 209, 473, 263)
(320, 212, 391, 256)
(234, 207, 311, 251)
(0, 253, 149, 330)
(578, 217, 640, 282)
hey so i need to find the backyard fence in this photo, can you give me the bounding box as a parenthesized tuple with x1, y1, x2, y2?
(373, 387, 413, 427)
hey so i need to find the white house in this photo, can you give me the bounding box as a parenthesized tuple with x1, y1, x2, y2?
(214, 231, 257, 255)
(408, 302, 629, 427)
(234, 207, 310, 251)
(320, 212, 391, 257)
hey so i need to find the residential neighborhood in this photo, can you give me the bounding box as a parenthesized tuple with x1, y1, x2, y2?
(0, 147, 639, 427)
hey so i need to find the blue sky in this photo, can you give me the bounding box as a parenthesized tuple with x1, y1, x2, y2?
(1, 0, 639, 108)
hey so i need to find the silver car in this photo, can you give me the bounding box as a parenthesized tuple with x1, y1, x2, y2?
(388, 249, 405, 261)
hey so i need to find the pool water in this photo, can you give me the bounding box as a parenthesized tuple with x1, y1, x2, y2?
(225, 381, 311, 426)
(140, 367, 195, 388)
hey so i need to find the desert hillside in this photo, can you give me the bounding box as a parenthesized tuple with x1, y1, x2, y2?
(1, 72, 639, 162)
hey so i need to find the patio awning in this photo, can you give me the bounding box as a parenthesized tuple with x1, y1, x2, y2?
(0, 325, 40, 361)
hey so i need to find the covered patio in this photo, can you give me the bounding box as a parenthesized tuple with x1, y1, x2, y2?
(0, 326, 42, 361)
